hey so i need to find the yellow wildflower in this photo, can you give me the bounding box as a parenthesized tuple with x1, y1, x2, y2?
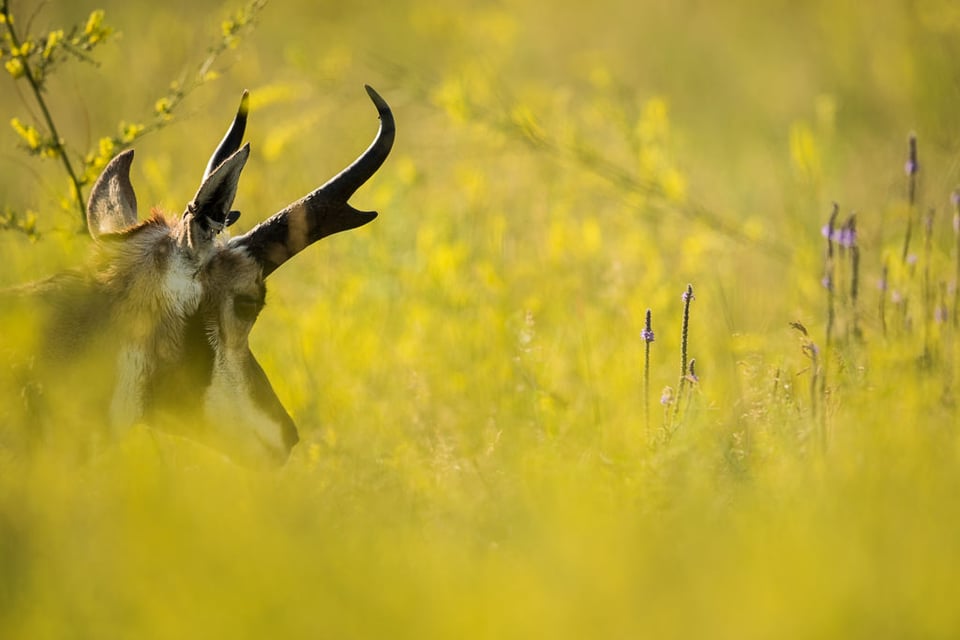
(84, 10, 104, 35)
(154, 97, 171, 115)
(5, 58, 24, 79)
(119, 122, 144, 143)
(43, 30, 64, 59)
(10, 117, 40, 149)
(98, 136, 115, 159)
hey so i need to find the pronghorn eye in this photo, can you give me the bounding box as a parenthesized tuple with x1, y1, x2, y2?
(233, 293, 263, 322)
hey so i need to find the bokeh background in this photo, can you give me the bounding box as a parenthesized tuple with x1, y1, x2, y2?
(2, 0, 960, 637)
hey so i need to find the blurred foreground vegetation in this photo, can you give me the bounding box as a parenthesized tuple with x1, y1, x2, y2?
(2, 0, 960, 637)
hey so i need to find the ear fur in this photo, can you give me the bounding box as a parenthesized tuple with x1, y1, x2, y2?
(189, 144, 250, 230)
(86, 149, 138, 239)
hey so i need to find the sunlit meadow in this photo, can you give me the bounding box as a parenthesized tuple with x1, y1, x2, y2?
(2, 0, 960, 637)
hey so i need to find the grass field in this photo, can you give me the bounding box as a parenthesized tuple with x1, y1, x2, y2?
(2, 0, 960, 637)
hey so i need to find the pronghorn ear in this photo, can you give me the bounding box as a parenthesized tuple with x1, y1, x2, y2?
(87, 149, 138, 239)
(188, 143, 250, 231)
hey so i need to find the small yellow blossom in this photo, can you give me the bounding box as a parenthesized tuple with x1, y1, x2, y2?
(98, 136, 115, 158)
(43, 30, 64, 59)
(5, 58, 24, 79)
(220, 16, 242, 49)
(154, 97, 172, 115)
(84, 10, 104, 35)
(10, 117, 40, 149)
(662, 168, 687, 203)
(119, 122, 144, 143)
(82, 10, 112, 45)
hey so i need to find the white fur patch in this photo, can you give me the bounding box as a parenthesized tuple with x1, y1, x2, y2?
(164, 251, 202, 316)
(109, 345, 148, 431)
(204, 348, 285, 458)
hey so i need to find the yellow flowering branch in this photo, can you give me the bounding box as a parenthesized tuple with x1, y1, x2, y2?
(73, 0, 266, 189)
(1, 0, 265, 230)
(1, 0, 91, 224)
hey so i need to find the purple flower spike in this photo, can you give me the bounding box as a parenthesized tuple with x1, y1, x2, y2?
(906, 134, 919, 175)
(838, 227, 856, 248)
(660, 387, 674, 406)
(641, 327, 655, 343)
(951, 189, 960, 208)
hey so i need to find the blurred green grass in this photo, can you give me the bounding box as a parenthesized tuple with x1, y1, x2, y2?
(2, 0, 960, 637)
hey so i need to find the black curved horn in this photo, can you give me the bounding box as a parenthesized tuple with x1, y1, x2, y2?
(232, 85, 395, 278)
(320, 85, 396, 200)
(203, 90, 250, 180)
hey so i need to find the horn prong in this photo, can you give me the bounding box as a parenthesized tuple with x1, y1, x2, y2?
(203, 90, 250, 180)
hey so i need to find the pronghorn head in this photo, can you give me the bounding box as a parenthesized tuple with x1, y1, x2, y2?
(80, 85, 395, 465)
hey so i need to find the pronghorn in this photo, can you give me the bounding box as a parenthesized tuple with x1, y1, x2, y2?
(1, 85, 395, 465)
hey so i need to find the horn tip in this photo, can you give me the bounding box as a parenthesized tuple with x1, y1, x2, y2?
(352, 209, 379, 226)
(364, 85, 390, 115)
(349, 208, 379, 229)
